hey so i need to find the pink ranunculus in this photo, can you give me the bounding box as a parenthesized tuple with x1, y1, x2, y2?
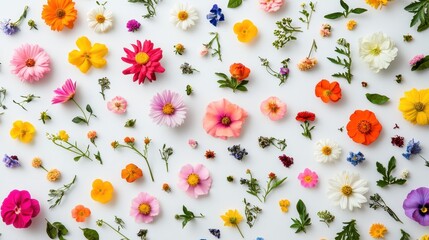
(51, 79, 76, 104)
(130, 192, 160, 223)
(260, 96, 287, 121)
(107, 96, 128, 114)
(297, 168, 319, 188)
(178, 164, 212, 198)
(259, 0, 284, 12)
(10, 44, 51, 83)
(203, 99, 248, 140)
(1, 190, 40, 228)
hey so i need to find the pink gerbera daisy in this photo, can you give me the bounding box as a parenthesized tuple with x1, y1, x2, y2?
(178, 164, 212, 198)
(130, 192, 160, 223)
(297, 168, 319, 188)
(107, 96, 127, 114)
(203, 99, 248, 140)
(149, 90, 186, 127)
(10, 44, 51, 83)
(51, 79, 76, 104)
(260, 96, 287, 121)
(121, 40, 165, 84)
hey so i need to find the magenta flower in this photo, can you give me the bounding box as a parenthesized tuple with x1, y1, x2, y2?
(1, 190, 40, 228)
(121, 40, 165, 84)
(149, 90, 186, 127)
(403, 187, 429, 226)
(10, 44, 51, 83)
(107, 96, 128, 114)
(178, 164, 212, 198)
(130, 192, 160, 223)
(126, 19, 141, 32)
(297, 168, 318, 188)
(51, 78, 76, 104)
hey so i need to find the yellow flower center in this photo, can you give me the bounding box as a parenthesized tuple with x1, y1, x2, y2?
(138, 203, 151, 215)
(20, 129, 28, 137)
(135, 52, 150, 65)
(304, 176, 313, 183)
(357, 120, 372, 134)
(421, 206, 428, 214)
(25, 59, 35, 67)
(321, 146, 332, 156)
(221, 116, 231, 126)
(177, 11, 188, 21)
(341, 185, 353, 196)
(56, 8, 66, 18)
(414, 102, 425, 112)
(323, 89, 332, 97)
(268, 102, 279, 113)
(187, 173, 200, 187)
(96, 14, 105, 23)
(370, 46, 381, 56)
(162, 103, 175, 115)
(229, 217, 237, 224)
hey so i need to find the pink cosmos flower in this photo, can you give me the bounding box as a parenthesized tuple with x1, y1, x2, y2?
(259, 0, 284, 12)
(203, 99, 248, 140)
(1, 190, 40, 228)
(130, 192, 160, 223)
(298, 168, 319, 188)
(178, 164, 212, 198)
(149, 90, 186, 127)
(121, 40, 165, 84)
(51, 79, 76, 104)
(107, 96, 128, 114)
(260, 96, 287, 121)
(10, 44, 51, 83)
(409, 54, 425, 66)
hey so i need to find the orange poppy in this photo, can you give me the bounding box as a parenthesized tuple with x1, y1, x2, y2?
(315, 79, 342, 103)
(71, 205, 91, 222)
(121, 163, 143, 183)
(229, 63, 250, 81)
(346, 110, 382, 145)
(42, 0, 78, 31)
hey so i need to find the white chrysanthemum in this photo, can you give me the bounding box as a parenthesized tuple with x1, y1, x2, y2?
(328, 171, 369, 211)
(87, 7, 113, 33)
(359, 32, 398, 73)
(170, 3, 198, 30)
(314, 139, 342, 163)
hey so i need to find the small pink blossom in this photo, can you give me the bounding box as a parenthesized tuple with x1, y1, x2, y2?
(178, 164, 212, 198)
(1, 190, 40, 228)
(107, 96, 128, 114)
(409, 54, 425, 66)
(297, 168, 318, 188)
(188, 139, 198, 149)
(130, 192, 160, 223)
(320, 24, 331, 37)
(260, 96, 287, 121)
(200, 46, 209, 57)
(259, 0, 284, 12)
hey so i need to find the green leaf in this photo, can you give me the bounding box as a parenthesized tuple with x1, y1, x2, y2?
(72, 116, 86, 124)
(290, 199, 311, 233)
(46, 221, 58, 239)
(376, 180, 388, 188)
(376, 161, 387, 176)
(73, 156, 82, 161)
(350, 8, 367, 14)
(340, 0, 349, 12)
(86, 104, 93, 113)
(387, 156, 396, 176)
(405, 1, 425, 11)
(335, 219, 360, 240)
(412, 56, 429, 70)
(227, 0, 242, 8)
(52, 222, 68, 236)
(81, 228, 99, 240)
(400, 229, 411, 240)
(236, 85, 248, 91)
(215, 72, 229, 79)
(324, 12, 344, 19)
(366, 93, 389, 105)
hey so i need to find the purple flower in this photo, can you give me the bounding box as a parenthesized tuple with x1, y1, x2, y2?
(126, 19, 141, 32)
(3, 154, 20, 168)
(280, 67, 289, 75)
(402, 138, 422, 160)
(149, 90, 186, 127)
(403, 187, 429, 226)
(0, 19, 19, 35)
(347, 151, 365, 166)
(206, 4, 224, 27)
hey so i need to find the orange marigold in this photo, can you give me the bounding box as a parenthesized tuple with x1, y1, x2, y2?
(121, 163, 143, 183)
(71, 204, 91, 222)
(41, 0, 78, 31)
(346, 110, 382, 145)
(315, 79, 342, 103)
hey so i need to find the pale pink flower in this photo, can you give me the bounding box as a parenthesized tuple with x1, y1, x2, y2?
(203, 99, 248, 140)
(130, 192, 160, 223)
(259, 0, 284, 12)
(200, 46, 209, 56)
(260, 96, 287, 121)
(188, 139, 198, 149)
(107, 96, 127, 114)
(10, 44, 51, 83)
(149, 90, 186, 127)
(1, 190, 40, 228)
(51, 79, 76, 104)
(298, 168, 319, 188)
(178, 164, 212, 198)
(409, 54, 425, 66)
(320, 24, 331, 37)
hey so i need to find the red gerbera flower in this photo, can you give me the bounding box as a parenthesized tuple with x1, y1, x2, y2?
(296, 111, 316, 122)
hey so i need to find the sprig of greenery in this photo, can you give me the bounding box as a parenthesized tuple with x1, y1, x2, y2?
(96, 217, 130, 240)
(47, 133, 94, 162)
(98, 77, 110, 100)
(259, 57, 290, 85)
(243, 198, 262, 228)
(290, 199, 311, 233)
(335, 219, 360, 240)
(175, 205, 204, 228)
(215, 72, 248, 92)
(0, 87, 7, 113)
(46, 219, 68, 240)
(400, 229, 411, 240)
(369, 193, 403, 223)
(180, 62, 199, 74)
(71, 102, 96, 125)
(261, 174, 287, 203)
(405, 0, 429, 32)
(128, 0, 160, 19)
(137, 229, 148, 240)
(324, 0, 367, 19)
(317, 210, 335, 227)
(299, 2, 316, 29)
(376, 156, 407, 187)
(13, 94, 40, 111)
(39, 110, 52, 124)
(258, 136, 287, 151)
(203, 32, 222, 61)
(47, 175, 77, 209)
(240, 170, 287, 203)
(327, 38, 353, 84)
(124, 119, 136, 127)
(273, 18, 302, 49)
(159, 144, 173, 172)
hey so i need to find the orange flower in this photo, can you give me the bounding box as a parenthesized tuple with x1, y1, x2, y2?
(121, 163, 143, 183)
(42, 0, 78, 31)
(90, 179, 114, 204)
(71, 204, 91, 222)
(229, 63, 250, 81)
(346, 110, 382, 145)
(315, 79, 342, 103)
(233, 19, 258, 43)
(124, 136, 135, 144)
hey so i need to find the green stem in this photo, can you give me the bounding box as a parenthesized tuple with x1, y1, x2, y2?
(102, 221, 130, 240)
(52, 139, 92, 161)
(14, 6, 28, 25)
(235, 224, 244, 238)
(40, 165, 48, 172)
(71, 98, 89, 125)
(307, 39, 317, 58)
(121, 144, 154, 182)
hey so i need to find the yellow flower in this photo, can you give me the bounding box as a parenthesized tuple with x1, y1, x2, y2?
(279, 199, 290, 213)
(421, 234, 429, 240)
(369, 223, 387, 239)
(91, 179, 114, 204)
(347, 20, 357, 30)
(68, 36, 108, 73)
(10, 120, 36, 143)
(366, 0, 388, 9)
(58, 130, 69, 141)
(398, 88, 429, 125)
(221, 209, 243, 227)
(47, 169, 61, 182)
(233, 20, 258, 43)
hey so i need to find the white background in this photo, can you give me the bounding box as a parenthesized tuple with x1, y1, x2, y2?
(1, 0, 429, 239)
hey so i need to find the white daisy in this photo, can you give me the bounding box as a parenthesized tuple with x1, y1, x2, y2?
(327, 171, 369, 211)
(359, 32, 398, 73)
(170, 3, 198, 30)
(314, 139, 342, 163)
(87, 6, 113, 33)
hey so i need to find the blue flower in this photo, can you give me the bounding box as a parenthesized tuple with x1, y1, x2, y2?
(402, 138, 422, 160)
(0, 19, 20, 35)
(209, 228, 220, 238)
(206, 4, 224, 27)
(227, 145, 248, 160)
(256, 238, 265, 240)
(3, 154, 20, 168)
(347, 151, 365, 166)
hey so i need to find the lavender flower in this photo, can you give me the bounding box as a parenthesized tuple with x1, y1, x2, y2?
(0, 19, 20, 35)
(403, 187, 429, 226)
(3, 154, 20, 168)
(126, 19, 141, 32)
